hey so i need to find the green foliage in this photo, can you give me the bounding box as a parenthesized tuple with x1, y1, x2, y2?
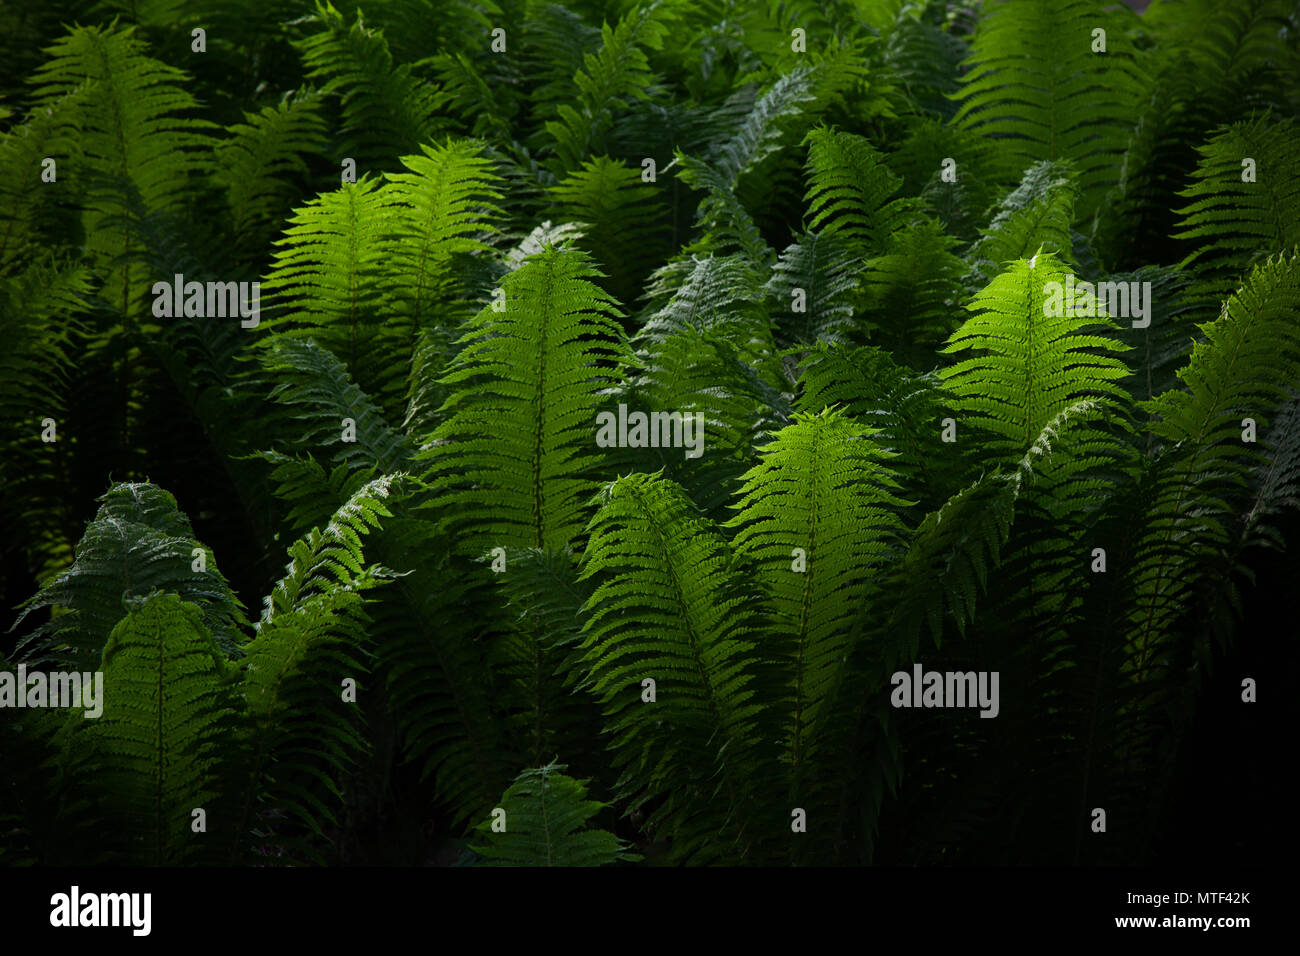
(940, 252, 1132, 464)
(3, 0, 1295, 869)
(472, 763, 637, 866)
(726, 409, 911, 801)
(295, 1, 447, 169)
(1173, 116, 1300, 303)
(578, 472, 770, 862)
(952, 0, 1147, 223)
(427, 244, 626, 551)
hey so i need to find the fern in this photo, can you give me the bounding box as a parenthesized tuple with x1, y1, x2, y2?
(471, 762, 637, 866)
(725, 409, 911, 815)
(802, 126, 920, 254)
(1127, 252, 1300, 674)
(69, 593, 236, 865)
(426, 244, 625, 552)
(231, 476, 396, 861)
(1172, 115, 1300, 304)
(966, 161, 1078, 291)
(543, 0, 678, 174)
(577, 471, 771, 863)
(940, 252, 1132, 466)
(952, 0, 1147, 223)
(295, 1, 447, 169)
(215, 88, 328, 248)
(548, 155, 668, 304)
(13, 483, 248, 667)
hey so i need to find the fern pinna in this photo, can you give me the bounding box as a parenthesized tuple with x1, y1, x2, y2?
(2, 0, 1296, 868)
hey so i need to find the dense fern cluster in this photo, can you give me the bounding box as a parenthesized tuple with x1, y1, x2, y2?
(1, 0, 1297, 866)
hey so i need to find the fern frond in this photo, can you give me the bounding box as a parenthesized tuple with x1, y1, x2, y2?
(384, 137, 505, 326)
(1242, 391, 1300, 552)
(231, 476, 396, 861)
(725, 408, 911, 804)
(796, 342, 955, 506)
(952, 0, 1147, 221)
(803, 126, 920, 253)
(295, 0, 447, 169)
(71, 593, 236, 865)
(1127, 252, 1300, 671)
(1172, 115, 1300, 304)
(765, 230, 863, 345)
(940, 252, 1132, 464)
(861, 217, 965, 363)
(426, 244, 626, 551)
(471, 762, 637, 866)
(13, 483, 248, 667)
(577, 471, 772, 863)
(260, 337, 414, 484)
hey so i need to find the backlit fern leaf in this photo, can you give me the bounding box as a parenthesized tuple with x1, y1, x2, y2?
(940, 252, 1132, 465)
(726, 409, 911, 814)
(426, 244, 626, 551)
(1128, 252, 1300, 670)
(543, 0, 677, 174)
(577, 471, 771, 863)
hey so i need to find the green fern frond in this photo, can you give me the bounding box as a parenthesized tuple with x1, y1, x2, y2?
(886, 473, 1018, 648)
(952, 0, 1147, 221)
(861, 217, 965, 363)
(258, 177, 411, 412)
(13, 483, 248, 667)
(726, 408, 911, 797)
(940, 252, 1132, 463)
(215, 88, 328, 247)
(802, 126, 920, 253)
(766, 230, 863, 345)
(1127, 252, 1300, 670)
(471, 762, 637, 866)
(691, 66, 817, 190)
(295, 1, 447, 169)
(619, 323, 786, 517)
(639, 253, 768, 343)
(0, 257, 93, 584)
(1172, 115, 1300, 304)
(384, 137, 504, 326)
(577, 471, 772, 863)
(0, 87, 86, 271)
(232, 476, 396, 861)
(1242, 391, 1300, 552)
(260, 337, 414, 484)
(71, 592, 236, 865)
(30, 22, 215, 217)
(796, 342, 954, 506)
(426, 244, 626, 552)
(492, 547, 604, 770)
(30, 22, 216, 314)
